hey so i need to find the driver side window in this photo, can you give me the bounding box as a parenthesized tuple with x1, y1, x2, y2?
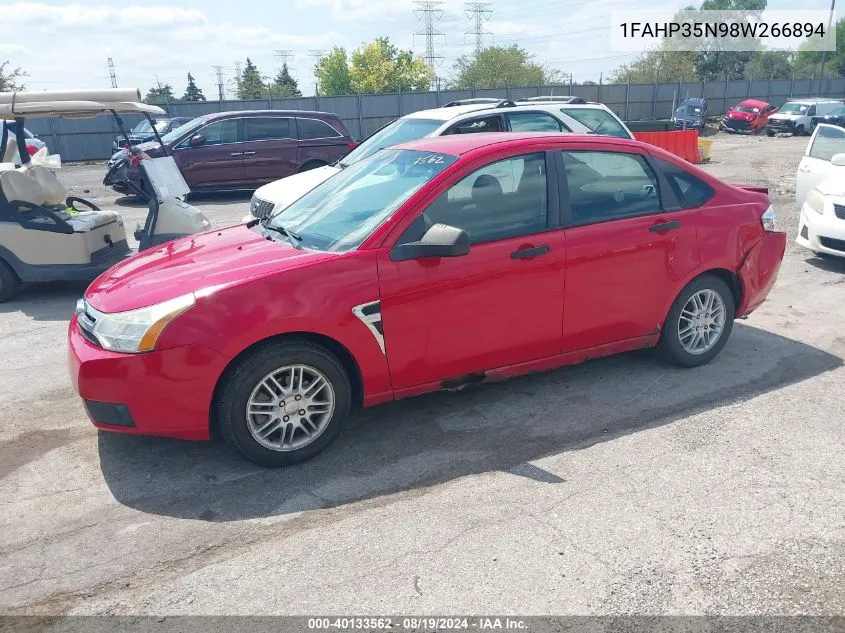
(193, 119, 240, 146)
(402, 153, 548, 245)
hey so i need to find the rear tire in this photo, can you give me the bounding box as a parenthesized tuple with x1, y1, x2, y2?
(766, 129, 775, 137)
(299, 160, 326, 173)
(0, 258, 21, 303)
(216, 340, 352, 467)
(658, 275, 735, 368)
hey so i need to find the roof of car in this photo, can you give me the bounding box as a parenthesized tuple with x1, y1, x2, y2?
(404, 100, 621, 123)
(739, 99, 770, 108)
(201, 109, 341, 120)
(394, 131, 637, 155)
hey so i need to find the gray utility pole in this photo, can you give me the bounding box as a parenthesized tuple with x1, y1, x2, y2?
(107, 58, 118, 88)
(212, 65, 225, 101)
(464, 1, 493, 55)
(414, 1, 446, 71)
(815, 0, 836, 91)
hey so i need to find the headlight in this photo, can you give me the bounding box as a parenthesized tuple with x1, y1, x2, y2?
(77, 293, 195, 353)
(805, 189, 826, 215)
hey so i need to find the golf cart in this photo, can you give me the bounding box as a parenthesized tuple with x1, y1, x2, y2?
(0, 88, 211, 302)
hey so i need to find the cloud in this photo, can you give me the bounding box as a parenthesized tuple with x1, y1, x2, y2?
(0, 3, 207, 28)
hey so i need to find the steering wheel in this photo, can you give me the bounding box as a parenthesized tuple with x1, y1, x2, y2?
(103, 157, 129, 187)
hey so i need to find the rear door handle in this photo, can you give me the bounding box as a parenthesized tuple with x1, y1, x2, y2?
(511, 245, 550, 259)
(649, 220, 681, 233)
(230, 152, 243, 157)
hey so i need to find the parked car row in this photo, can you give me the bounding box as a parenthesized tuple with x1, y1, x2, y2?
(716, 97, 845, 137)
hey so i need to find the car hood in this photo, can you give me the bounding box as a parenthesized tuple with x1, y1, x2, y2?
(769, 113, 800, 121)
(85, 225, 335, 313)
(815, 176, 845, 198)
(109, 141, 167, 162)
(725, 111, 756, 120)
(252, 164, 340, 212)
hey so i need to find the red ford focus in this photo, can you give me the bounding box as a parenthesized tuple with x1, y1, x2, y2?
(68, 133, 786, 467)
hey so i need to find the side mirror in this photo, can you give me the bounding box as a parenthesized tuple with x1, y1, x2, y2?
(831, 153, 845, 167)
(188, 134, 205, 147)
(391, 223, 470, 262)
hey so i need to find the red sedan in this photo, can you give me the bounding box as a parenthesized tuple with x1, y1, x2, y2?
(720, 99, 778, 134)
(69, 132, 786, 467)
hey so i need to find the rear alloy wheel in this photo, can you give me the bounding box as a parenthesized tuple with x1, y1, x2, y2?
(0, 258, 21, 303)
(658, 275, 735, 368)
(216, 341, 352, 467)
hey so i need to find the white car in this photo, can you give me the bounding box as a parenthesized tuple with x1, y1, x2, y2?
(796, 123, 845, 258)
(767, 98, 844, 136)
(243, 98, 634, 222)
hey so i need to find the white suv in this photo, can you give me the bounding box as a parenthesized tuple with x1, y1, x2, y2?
(766, 98, 844, 137)
(243, 98, 634, 222)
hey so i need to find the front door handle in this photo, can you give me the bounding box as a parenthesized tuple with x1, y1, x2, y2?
(649, 220, 681, 233)
(511, 245, 550, 259)
(230, 152, 243, 157)
(242, 151, 256, 156)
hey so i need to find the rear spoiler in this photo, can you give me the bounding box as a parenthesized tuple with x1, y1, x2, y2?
(734, 184, 769, 195)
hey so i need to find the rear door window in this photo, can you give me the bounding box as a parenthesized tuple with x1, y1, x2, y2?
(297, 118, 344, 140)
(654, 158, 715, 208)
(561, 150, 661, 225)
(244, 117, 294, 142)
(507, 112, 566, 132)
(562, 108, 630, 138)
(808, 124, 845, 161)
(447, 116, 503, 135)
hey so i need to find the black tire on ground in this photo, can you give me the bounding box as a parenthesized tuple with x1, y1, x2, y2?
(658, 274, 736, 368)
(766, 129, 775, 137)
(795, 125, 806, 137)
(215, 340, 352, 467)
(0, 258, 21, 303)
(299, 160, 326, 173)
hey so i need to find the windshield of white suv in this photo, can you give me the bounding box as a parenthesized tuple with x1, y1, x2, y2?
(266, 148, 457, 252)
(779, 103, 809, 114)
(339, 118, 442, 166)
(561, 108, 630, 138)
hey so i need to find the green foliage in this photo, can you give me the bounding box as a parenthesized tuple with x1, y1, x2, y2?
(450, 45, 560, 89)
(349, 37, 434, 93)
(182, 72, 206, 101)
(144, 83, 175, 104)
(315, 47, 352, 96)
(238, 58, 266, 100)
(793, 18, 845, 78)
(271, 63, 302, 98)
(743, 51, 795, 79)
(0, 61, 27, 92)
(609, 51, 698, 83)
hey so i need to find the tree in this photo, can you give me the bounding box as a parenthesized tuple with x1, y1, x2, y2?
(0, 61, 27, 92)
(450, 45, 559, 89)
(144, 83, 175, 104)
(349, 37, 434, 93)
(793, 18, 845, 78)
(271, 62, 302, 97)
(743, 51, 794, 79)
(238, 58, 266, 99)
(315, 47, 352, 96)
(610, 51, 698, 83)
(182, 72, 206, 101)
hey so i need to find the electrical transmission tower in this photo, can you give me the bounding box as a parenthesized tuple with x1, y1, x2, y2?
(413, 1, 445, 71)
(107, 58, 118, 88)
(212, 65, 225, 101)
(274, 50, 295, 65)
(465, 2, 493, 54)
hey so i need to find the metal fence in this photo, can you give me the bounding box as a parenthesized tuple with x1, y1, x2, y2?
(23, 77, 845, 162)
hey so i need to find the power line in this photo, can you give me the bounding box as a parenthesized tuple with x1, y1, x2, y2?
(464, 1, 493, 54)
(274, 50, 295, 66)
(107, 58, 118, 88)
(413, 1, 446, 70)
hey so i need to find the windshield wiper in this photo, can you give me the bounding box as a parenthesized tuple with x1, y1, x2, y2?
(260, 219, 302, 248)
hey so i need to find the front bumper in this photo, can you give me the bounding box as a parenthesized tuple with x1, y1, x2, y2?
(737, 231, 787, 317)
(68, 315, 230, 440)
(721, 118, 753, 133)
(797, 202, 845, 258)
(766, 120, 796, 134)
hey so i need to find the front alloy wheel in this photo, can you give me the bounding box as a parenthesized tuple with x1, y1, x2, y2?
(217, 341, 352, 467)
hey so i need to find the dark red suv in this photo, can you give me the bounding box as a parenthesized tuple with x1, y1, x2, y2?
(106, 110, 355, 194)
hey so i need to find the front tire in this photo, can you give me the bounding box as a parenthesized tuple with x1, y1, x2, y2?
(658, 275, 735, 368)
(794, 125, 806, 137)
(216, 340, 352, 467)
(0, 258, 21, 303)
(766, 129, 775, 137)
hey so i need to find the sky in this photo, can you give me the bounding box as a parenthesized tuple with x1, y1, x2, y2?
(0, 0, 835, 99)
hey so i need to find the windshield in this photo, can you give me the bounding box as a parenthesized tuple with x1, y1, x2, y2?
(675, 105, 703, 116)
(780, 103, 808, 114)
(735, 106, 760, 114)
(130, 120, 169, 135)
(267, 148, 457, 252)
(160, 118, 202, 144)
(340, 118, 442, 166)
